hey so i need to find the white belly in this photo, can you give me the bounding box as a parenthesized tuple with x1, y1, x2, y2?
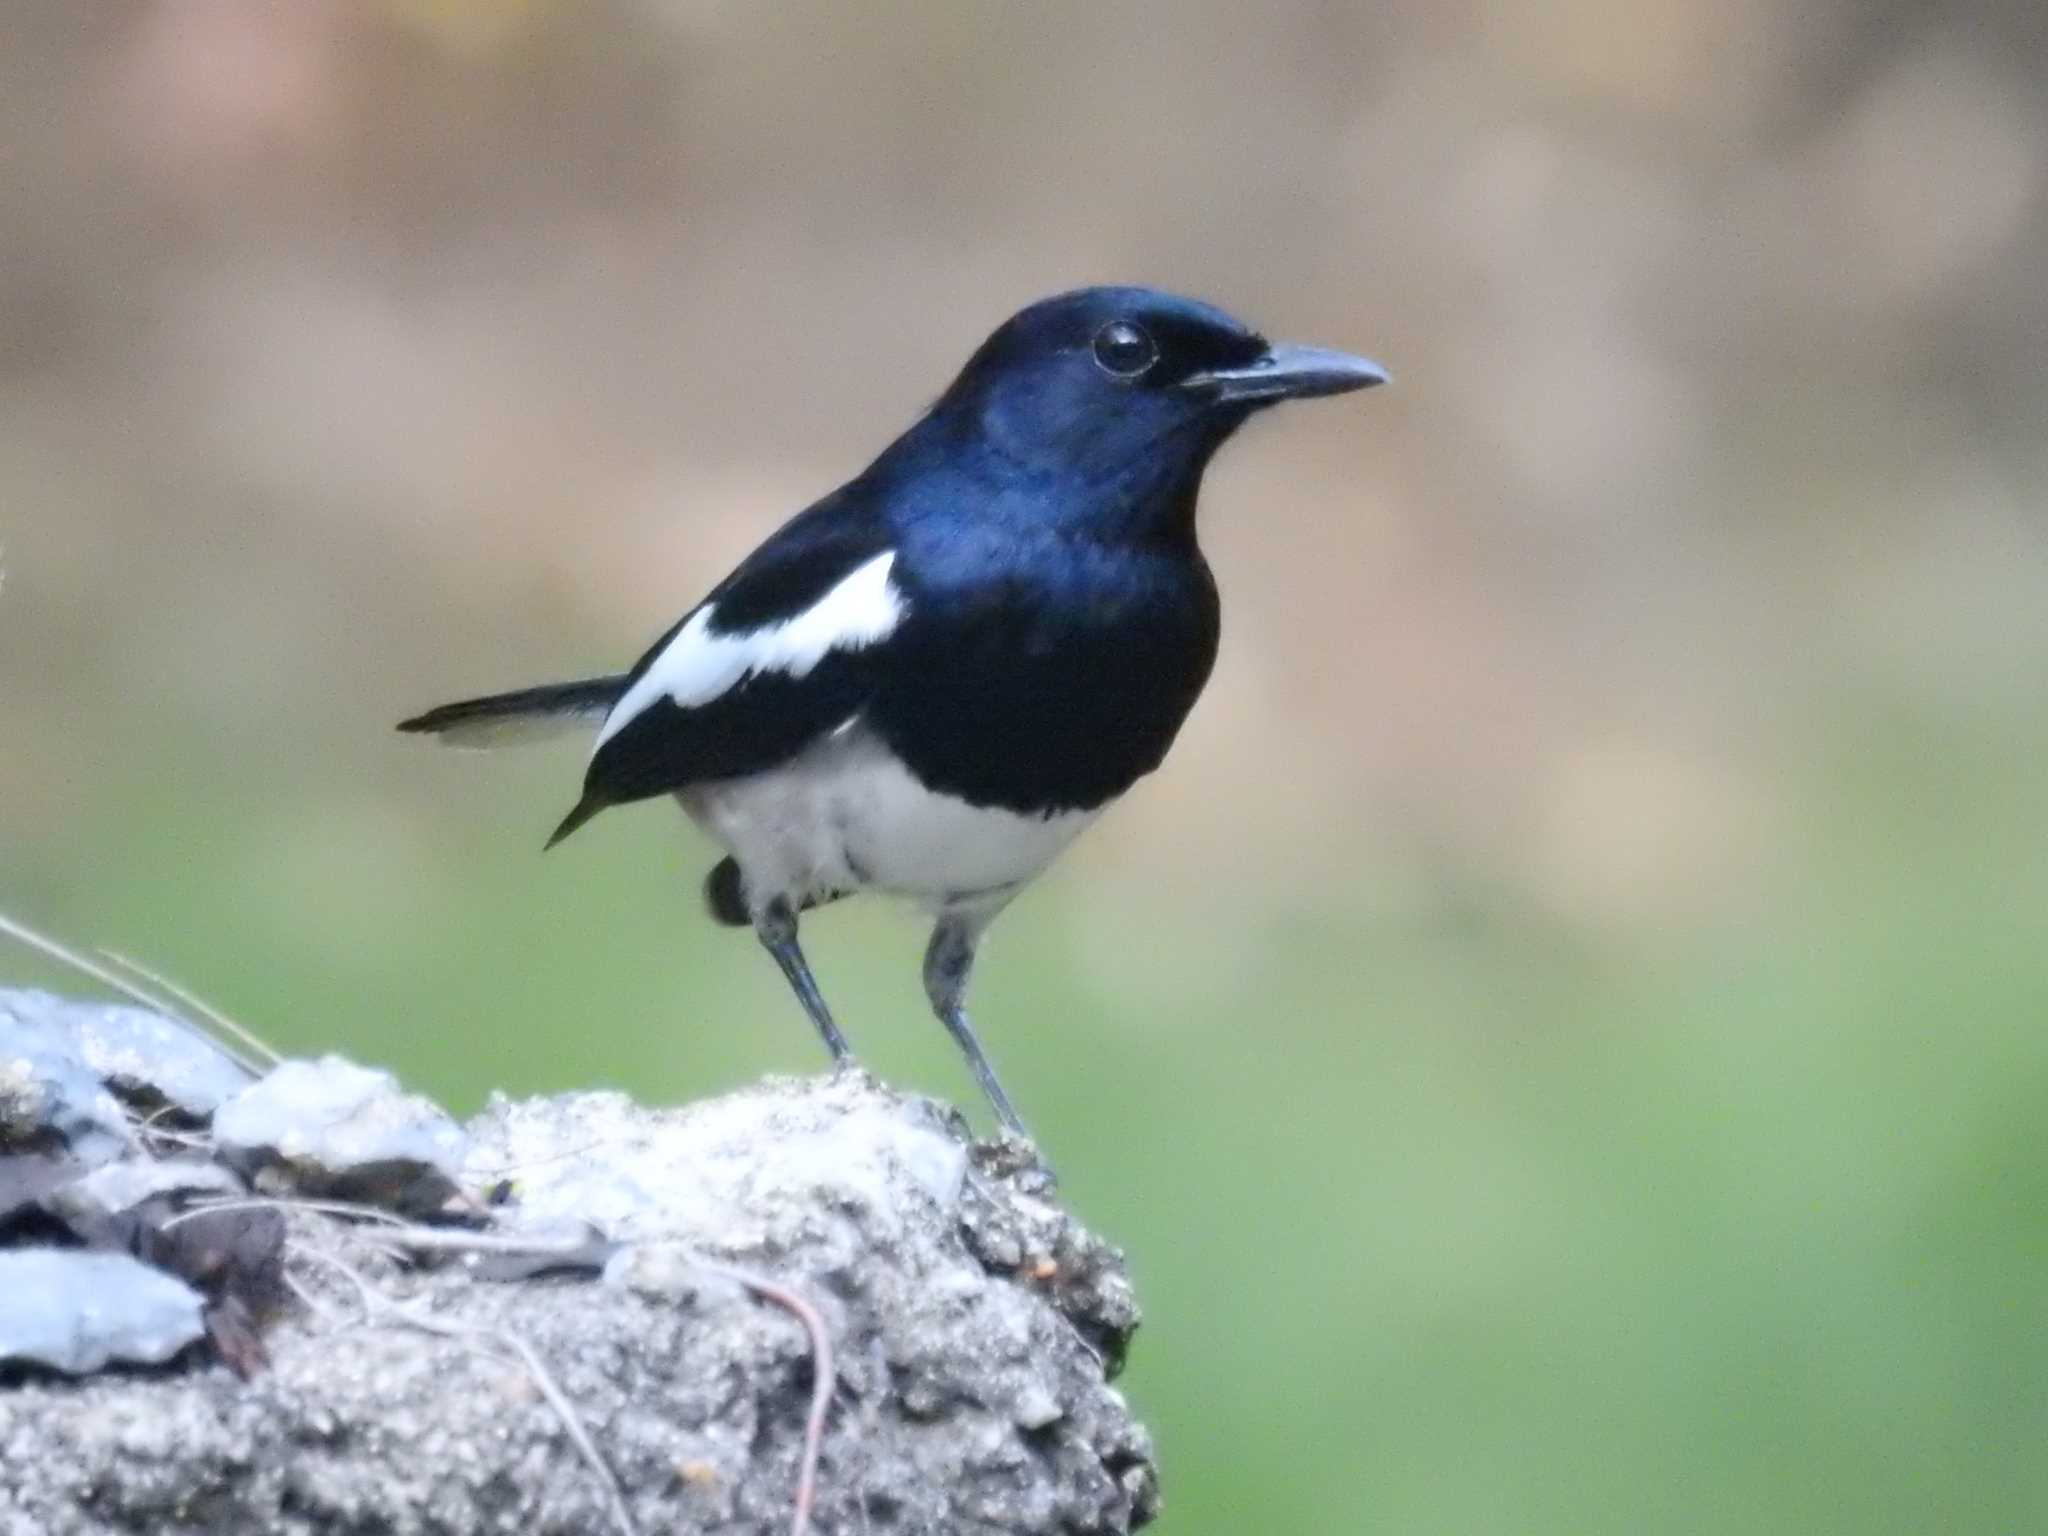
(678, 724, 1099, 915)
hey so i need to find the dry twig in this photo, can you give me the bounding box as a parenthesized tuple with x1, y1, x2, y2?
(291, 1243, 643, 1536)
(162, 1196, 413, 1232)
(370, 1226, 838, 1536)
(693, 1256, 837, 1536)
(0, 909, 270, 1075)
(180, 1197, 838, 1536)
(98, 947, 284, 1068)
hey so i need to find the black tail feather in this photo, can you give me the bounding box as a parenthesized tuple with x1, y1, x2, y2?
(397, 677, 626, 745)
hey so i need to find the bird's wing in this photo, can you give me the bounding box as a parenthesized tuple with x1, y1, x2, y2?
(571, 505, 901, 819)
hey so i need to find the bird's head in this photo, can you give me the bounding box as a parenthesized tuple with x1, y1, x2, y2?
(929, 286, 1386, 494)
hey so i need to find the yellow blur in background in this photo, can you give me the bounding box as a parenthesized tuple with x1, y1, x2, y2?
(6, 3, 2047, 1531)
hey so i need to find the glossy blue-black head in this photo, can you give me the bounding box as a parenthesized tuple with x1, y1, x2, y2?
(932, 286, 1386, 483)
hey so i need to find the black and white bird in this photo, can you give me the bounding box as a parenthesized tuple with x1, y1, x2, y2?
(399, 286, 1384, 1138)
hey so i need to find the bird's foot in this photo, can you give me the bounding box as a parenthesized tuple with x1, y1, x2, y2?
(824, 1056, 880, 1092)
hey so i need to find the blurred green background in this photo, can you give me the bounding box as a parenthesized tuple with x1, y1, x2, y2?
(5, 2, 2048, 1530)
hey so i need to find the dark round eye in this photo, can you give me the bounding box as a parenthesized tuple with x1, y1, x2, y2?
(1092, 320, 1158, 379)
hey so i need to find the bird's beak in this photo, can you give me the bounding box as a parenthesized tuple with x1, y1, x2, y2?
(1180, 343, 1389, 404)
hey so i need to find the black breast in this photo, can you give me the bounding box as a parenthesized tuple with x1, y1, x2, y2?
(868, 542, 1220, 815)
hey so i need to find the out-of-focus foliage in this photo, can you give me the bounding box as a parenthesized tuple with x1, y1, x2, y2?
(4, 3, 2045, 1531)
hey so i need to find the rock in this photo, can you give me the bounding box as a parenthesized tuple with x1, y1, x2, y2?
(960, 1139, 1141, 1375)
(0, 1072, 1159, 1535)
(0, 1154, 83, 1231)
(47, 1156, 245, 1226)
(212, 1055, 467, 1214)
(0, 1249, 207, 1374)
(603, 1240, 748, 1306)
(464, 1070, 972, 1249)
(0, 1006, 131, 1165)
(0, 990, 254, 1122)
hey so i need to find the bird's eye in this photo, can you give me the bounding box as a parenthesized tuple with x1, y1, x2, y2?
(1092, 320, 1158, 379)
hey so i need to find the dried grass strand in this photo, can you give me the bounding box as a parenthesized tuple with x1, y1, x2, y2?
(291, 1243, 642, 1536)
(320, 1218, 838, 1536)
(98, 947, 283, 1068)
(0, 910, 267, 1076)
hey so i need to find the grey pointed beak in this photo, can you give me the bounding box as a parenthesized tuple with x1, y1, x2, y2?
(1180, 343, 1390, 404)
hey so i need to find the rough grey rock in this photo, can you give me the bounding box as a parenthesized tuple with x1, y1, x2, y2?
(0, 1249, 207, 1374)
(0, 1154, 84, 1227)
(47, 1157, 246, 1226)
(212, 1055, 467, 1213)
(0, 989, 253, 1121)
(0, 1071, 1159, 1536)
(0, 1005, 132, 1165)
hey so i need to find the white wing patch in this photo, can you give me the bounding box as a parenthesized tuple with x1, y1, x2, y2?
(596, 551, 905, 749)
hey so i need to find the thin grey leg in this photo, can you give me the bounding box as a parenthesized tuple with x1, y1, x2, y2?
(756, 897, 852, 1064)
(923, 915, 1029, 1139)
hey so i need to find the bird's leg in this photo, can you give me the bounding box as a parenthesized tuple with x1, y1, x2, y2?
(923, 915, 1030, 1140)
(755, 897, 853, 1065)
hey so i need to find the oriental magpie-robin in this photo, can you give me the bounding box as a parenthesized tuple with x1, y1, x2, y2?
(399, 287, 1384, 1138)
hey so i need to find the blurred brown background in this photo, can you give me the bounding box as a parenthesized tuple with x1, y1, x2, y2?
(5, 3, 2047, 1531)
